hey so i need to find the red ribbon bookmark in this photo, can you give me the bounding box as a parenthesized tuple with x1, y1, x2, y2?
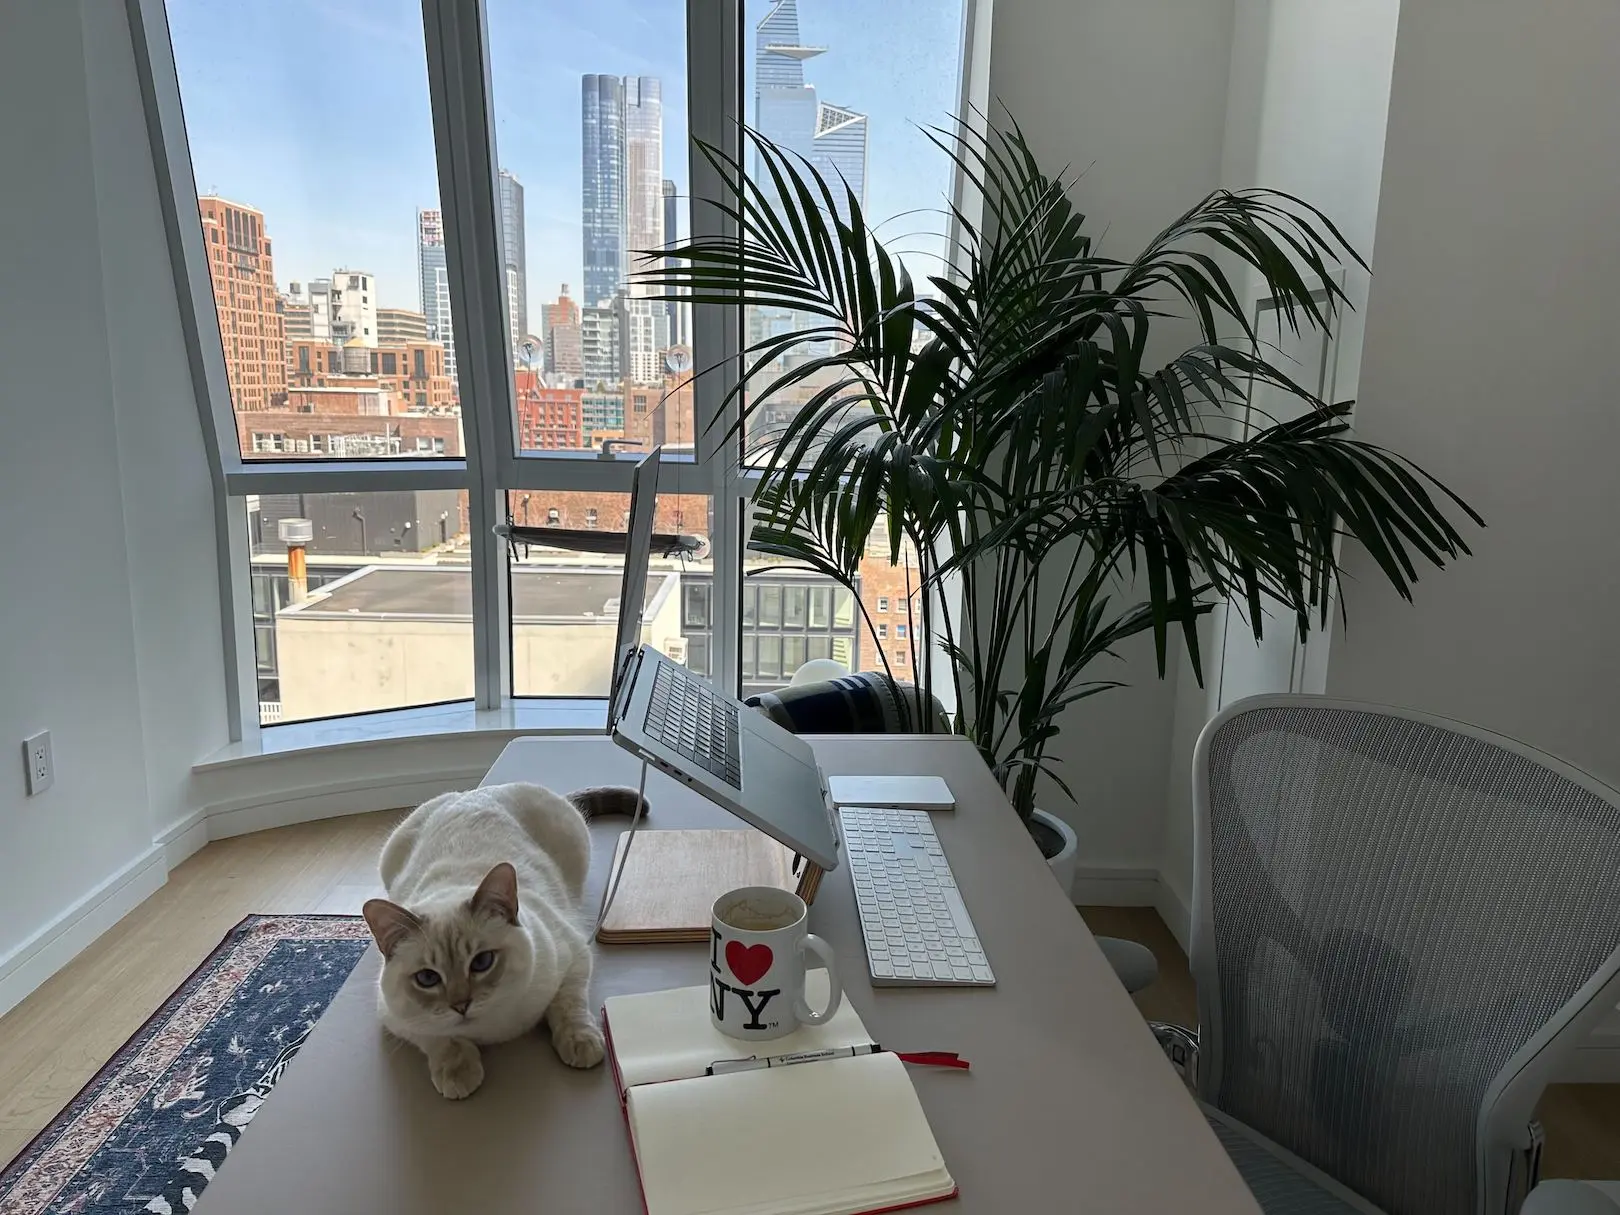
(895, 1051, 971, 1070)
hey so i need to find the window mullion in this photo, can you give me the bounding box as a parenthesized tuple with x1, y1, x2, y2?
(423, 0, 512, 710)
(689, 0, 742, 692)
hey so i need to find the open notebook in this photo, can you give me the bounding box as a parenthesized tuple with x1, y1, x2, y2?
(603, 980, 957, 1215)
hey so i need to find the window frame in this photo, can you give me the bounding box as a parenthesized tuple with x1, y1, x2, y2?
(130, 0, 979, 743)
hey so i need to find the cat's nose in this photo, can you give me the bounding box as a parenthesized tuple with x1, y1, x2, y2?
(451, 999, 471, 1016)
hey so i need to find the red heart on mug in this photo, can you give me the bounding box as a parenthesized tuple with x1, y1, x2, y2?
(725, 941, 774, 987)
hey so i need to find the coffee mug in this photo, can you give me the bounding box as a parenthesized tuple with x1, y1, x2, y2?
(709, 886, 842, 1041)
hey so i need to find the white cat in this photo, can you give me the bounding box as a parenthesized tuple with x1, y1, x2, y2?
(361, 782, 642, 1099)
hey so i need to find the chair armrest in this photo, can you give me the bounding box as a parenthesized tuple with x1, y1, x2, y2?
(1520, 1178, 1620, 1215)
(1149, 1021, 1198, 1092)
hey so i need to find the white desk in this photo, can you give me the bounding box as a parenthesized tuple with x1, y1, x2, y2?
(197, 735, 1258, 1213)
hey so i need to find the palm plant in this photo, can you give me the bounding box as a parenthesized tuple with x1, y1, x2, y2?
(635, 119, 1481, 834)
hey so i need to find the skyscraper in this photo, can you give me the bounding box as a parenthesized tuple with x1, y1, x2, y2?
(662, 178, 688, 348)
(198, 196, 287, 412)
(417, 209, 455, 380)
(754, 0, 868, 223)
(498, 169, 527, 352)
(623, 77, 664, 294)
(581, 75, 627, 309)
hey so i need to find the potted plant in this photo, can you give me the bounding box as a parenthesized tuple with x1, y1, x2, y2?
(637, 119, 1481, 886)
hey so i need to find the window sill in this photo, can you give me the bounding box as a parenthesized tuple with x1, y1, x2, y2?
(194, 699, 606, 772)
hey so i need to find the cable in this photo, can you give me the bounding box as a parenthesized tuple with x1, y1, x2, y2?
(595, 755, 651, 933)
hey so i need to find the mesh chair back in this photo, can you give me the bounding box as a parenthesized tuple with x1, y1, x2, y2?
(1194, 698, 1620, 1215)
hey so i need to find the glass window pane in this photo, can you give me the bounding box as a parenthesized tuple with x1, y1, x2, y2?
(506, 488, 711, 696)
(807, 635, 830, 662)
(833, 587, 855, 628)
(166, 2, 463, 461)
(784, 586, 807, 627)
(487, 1, 692, 456)
(684, 582, 710, 628)
(808, 585, 830, 628)
(248, 490, 472, 725)
(783, 635, 806, 673)
(687, 632, 711, 676)
(760, 585, 782, 627)
(832, 636, 852, 668)
(758, 635, 782, 679)
(742, 583, 758, 626)
(741, 0, 966, 463)
(741, 634, 757, 676)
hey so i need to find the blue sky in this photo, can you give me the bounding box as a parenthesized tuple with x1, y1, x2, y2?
(167, 0, 964, 323)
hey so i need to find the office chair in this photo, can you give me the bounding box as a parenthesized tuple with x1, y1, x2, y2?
(1158, 695, 1620, 1215)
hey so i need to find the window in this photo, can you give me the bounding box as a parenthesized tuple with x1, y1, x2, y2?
(895, 623, 908, 640)
(895, 650, 907, 666)
(741, 0, 967, 465)
(167, 1, 461, 462)
(246, 492, 473, 724)
(506, 490, 710, 696)
(684, 582, 710, 628)
(877, 623, 887, 639)
(784, 586, 807, 628)
(877, 597, 889, 612)
(144, 0, 968, 730)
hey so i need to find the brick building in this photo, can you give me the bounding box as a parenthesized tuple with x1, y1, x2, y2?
(287, 338, 456, 414)
(543, 287, 583, 379)
(236, 411, 461, 459)
(514, 373, 584, 450)
(199, 195, 287, 411)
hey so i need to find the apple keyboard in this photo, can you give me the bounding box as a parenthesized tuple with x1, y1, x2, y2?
(838, 805, 995, 987)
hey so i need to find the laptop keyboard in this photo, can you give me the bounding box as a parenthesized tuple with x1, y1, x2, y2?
(644, 662, 742, 787)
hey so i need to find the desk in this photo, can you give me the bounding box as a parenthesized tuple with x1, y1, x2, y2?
(197, 735, 1259, 1214)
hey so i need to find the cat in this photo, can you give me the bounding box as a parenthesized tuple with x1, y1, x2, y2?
(361, 782, 643, 1099)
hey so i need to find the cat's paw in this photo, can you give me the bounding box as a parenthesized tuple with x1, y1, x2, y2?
(551, 1017, 605, 1069)
(429, 1038, 484, 1099)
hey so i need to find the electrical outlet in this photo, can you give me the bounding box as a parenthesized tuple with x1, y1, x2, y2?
(24, 731, 53, 796)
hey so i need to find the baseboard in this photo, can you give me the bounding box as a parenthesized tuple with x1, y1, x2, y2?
(1154, 875, 1193, 954)
(156, 809, 209, 869)
(205, 770, 487, 840)
(0, 847, 168, 1020)
(1072, 866, 1160, 907)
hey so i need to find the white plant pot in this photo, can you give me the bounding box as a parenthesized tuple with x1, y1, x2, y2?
(1030, 808, 1079, 901)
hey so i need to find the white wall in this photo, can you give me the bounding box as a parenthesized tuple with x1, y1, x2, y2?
(1325, 0, 1620, 793)
(985, 0, 1240, 884)
(1158, 0, 1402, 927)
(0, 0, 229, 1014)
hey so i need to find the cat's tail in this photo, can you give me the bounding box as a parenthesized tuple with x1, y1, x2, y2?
(567, 786, 649, 820)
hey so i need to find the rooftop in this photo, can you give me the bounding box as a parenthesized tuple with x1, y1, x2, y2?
(281, 564, 676, 623)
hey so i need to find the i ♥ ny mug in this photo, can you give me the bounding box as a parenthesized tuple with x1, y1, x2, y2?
(709, 886, 842, 1041)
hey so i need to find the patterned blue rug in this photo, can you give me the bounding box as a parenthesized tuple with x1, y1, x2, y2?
(0, 914, 371, 1214)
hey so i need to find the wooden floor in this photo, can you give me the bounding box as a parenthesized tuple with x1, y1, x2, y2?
(1, 815, 1616, 1184)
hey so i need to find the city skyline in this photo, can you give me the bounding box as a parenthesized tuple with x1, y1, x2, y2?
(166, 0, 963, 326)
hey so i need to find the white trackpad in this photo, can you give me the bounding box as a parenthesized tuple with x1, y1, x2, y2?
(827, 775, 955, 810)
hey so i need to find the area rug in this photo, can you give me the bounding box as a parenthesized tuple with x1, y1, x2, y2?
(0, 914, 372, 1215)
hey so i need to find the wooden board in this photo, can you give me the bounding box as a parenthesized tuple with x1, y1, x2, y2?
(595, 829, 809, 944)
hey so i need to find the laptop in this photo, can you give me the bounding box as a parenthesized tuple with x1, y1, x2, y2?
(606, 450, 841, 874)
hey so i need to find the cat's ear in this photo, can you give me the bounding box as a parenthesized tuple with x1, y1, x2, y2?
(470, 862, 519, 925)
(362, 899, 422, 958)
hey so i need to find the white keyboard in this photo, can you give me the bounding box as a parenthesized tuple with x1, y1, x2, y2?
(838, 806, 995, 987)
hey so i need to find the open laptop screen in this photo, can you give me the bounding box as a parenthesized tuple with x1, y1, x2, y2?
(608, 448, 662, 713)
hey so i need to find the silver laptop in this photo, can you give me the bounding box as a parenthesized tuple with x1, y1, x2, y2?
(606, 451, 841, 874)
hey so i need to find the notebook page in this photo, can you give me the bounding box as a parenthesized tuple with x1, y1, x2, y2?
(626, 1051, 953, 1215)
(604, 973, 872, 1092)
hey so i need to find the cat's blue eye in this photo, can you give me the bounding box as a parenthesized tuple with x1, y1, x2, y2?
(469, 951, 496, 974)
(413, 969, 441, 988)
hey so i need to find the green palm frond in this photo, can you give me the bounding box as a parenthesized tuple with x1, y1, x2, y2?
(632, 118, 1481, 823)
